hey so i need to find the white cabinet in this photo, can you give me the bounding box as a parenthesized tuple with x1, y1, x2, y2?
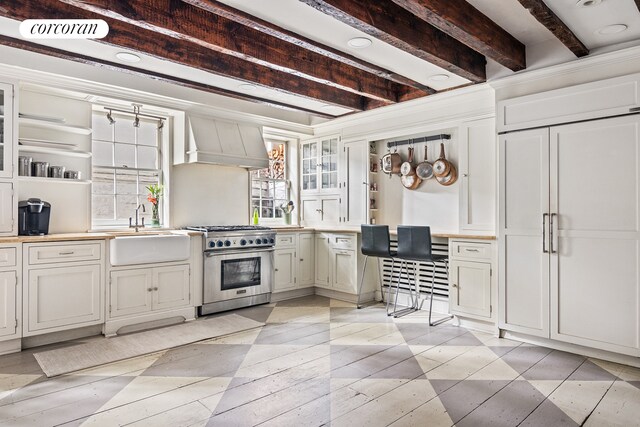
(449, 240, 494, 321)
(315, 233, 359, 294)
(0, 81, 15, 179)
(273, 232, 315, 293)
(0, 244, 19, 341)
(343, 140, 368, 225)
(0, 270, 17, 339)
(274, 248, 296, 292)
(297, 232, 315, 286)
(109, 269, 152, 318)
(152, 265, 191, 311)
(499, 128, 550, 338)
(459, 118, 496, 233)
(315, 234, 331, 287)
(300, 135, 344, 226)
(300, 135, 340, 193)
(500, 115, 640, 356)
(332, 249, 356, 293)
(0, 182, 13, 234)
(26, 264, 102, 334)
(109, 264, 190, 318)
(23, 241, 104, 336)
(450, 260, 492, 319)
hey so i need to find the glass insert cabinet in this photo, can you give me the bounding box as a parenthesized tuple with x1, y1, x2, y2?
(300, 136, 339, 192)
(0, 82, 14, 178)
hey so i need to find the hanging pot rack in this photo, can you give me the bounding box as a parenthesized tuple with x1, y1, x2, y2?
(386, 133, 451, 149)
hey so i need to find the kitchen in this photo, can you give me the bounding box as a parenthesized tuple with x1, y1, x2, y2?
(0, 0, 639, 426)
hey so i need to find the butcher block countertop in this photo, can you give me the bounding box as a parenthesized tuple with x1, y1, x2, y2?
(0, 229, 201, 244)
(272, 226, 496, 240)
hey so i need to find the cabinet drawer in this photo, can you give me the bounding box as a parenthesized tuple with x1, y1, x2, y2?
(450, 241, 491, 260)
(0, 247, 16, 268)
(331, 234, 356, 250)
(276, 233, 297, 248)
(28, 242, 102, 265)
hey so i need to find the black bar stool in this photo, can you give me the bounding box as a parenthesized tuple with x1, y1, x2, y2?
(357, 225, 396, 309)
(396, 226, 454, 326)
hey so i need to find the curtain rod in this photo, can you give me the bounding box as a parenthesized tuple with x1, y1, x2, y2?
(103, 107, 166, 122)
(386, 133, 450, 149)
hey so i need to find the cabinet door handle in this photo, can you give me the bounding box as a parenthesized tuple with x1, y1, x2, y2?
(154, 287, 158, 291)
(147, 288, 153, 292)
(542, 213, 549, 254)
(550, 213, 557, 254)
(451, 284, 458, 288)
(275, 268, 279, 272)
(300, 258, 304, 262)
(59, 251, 75, 255)
(464, 248, 479, 253)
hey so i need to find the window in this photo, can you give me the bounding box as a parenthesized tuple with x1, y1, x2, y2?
(250, 141, 289, 220)
(91, 110, 164, 227)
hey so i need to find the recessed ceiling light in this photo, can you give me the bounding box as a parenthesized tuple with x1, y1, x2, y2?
(238, 84, 258, 91)
(428, 74, 450, 81)
(596, 24, 628, 35)
(347, 37, 372, 48)
(576, 0, 601, 7)
(115, 52, 141, 63)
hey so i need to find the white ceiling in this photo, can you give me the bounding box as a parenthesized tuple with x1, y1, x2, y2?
(0, 0, 638, 120)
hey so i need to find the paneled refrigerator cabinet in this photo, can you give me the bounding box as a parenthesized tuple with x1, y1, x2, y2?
(499, 114, 640, 356)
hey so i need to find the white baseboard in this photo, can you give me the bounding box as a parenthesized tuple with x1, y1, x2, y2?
(270, 287, 315, 302)
(0, 338, 21, 355)
(502, 330, 640, 368)
(22, 324, 103, 349)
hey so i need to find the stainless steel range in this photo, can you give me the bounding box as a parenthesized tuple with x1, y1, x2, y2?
(185, 225, 276, 315)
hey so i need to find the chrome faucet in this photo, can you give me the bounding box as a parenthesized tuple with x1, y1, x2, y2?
(129, 204, 146, 232)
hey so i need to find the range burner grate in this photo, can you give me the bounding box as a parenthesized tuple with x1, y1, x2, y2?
(184, 225, 272, 232)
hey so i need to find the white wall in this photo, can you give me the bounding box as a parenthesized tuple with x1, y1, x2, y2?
(376, 137, 459, 232)
(171, 163, 249, 227)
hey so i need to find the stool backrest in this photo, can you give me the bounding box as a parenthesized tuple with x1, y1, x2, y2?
(397, 226, 433, 260)
(360, 225, 393, 257)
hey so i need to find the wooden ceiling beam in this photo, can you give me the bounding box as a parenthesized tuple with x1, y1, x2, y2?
(58, 0, 421, 103)
(390, 0, 526, 71)
(0, 0, 368, 111)
(183, 0, 435, 94)
(0, 35, 336, 119)
(517, 0, 589, 57)
(298, 0, 487, 83)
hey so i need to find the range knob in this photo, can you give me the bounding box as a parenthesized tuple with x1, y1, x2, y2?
(255, 238, 262, 244)
(216, 241, 224, 247)
(249, 240, 254, 244)
(269, 238, 275, 244)
(208, 241, 215, 248)
(224, 240, 231, 247)
(240, 239, 247, 246)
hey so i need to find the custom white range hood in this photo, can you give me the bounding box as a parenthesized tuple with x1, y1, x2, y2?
(178, 114, 269, 169)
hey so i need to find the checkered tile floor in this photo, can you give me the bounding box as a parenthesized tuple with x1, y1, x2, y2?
(0, 295, 639, 426)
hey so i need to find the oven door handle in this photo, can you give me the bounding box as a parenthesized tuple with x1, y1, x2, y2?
(205, 248, 275, 257)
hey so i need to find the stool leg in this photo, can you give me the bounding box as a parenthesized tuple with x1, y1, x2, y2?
(377, 258, 384, 303)
(356, 255, 369, 309)
(412, 261, 420, 310)
(386, 258, 396, 316)
(428, 260, 454, 326)
(392, 260, 418, 318)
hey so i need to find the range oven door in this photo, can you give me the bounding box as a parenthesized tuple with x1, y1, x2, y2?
(203, 248, 274, 304)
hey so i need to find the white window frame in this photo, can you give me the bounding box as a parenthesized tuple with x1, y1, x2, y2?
(90, 109, 170, 229)
(250, 140, 290, 224)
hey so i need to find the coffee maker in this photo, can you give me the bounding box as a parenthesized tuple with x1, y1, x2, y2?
(18, 198, 51, 236)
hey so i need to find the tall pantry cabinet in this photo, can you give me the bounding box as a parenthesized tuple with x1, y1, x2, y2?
(500, 114, 640, 357)
(0, 81, 16, 235)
